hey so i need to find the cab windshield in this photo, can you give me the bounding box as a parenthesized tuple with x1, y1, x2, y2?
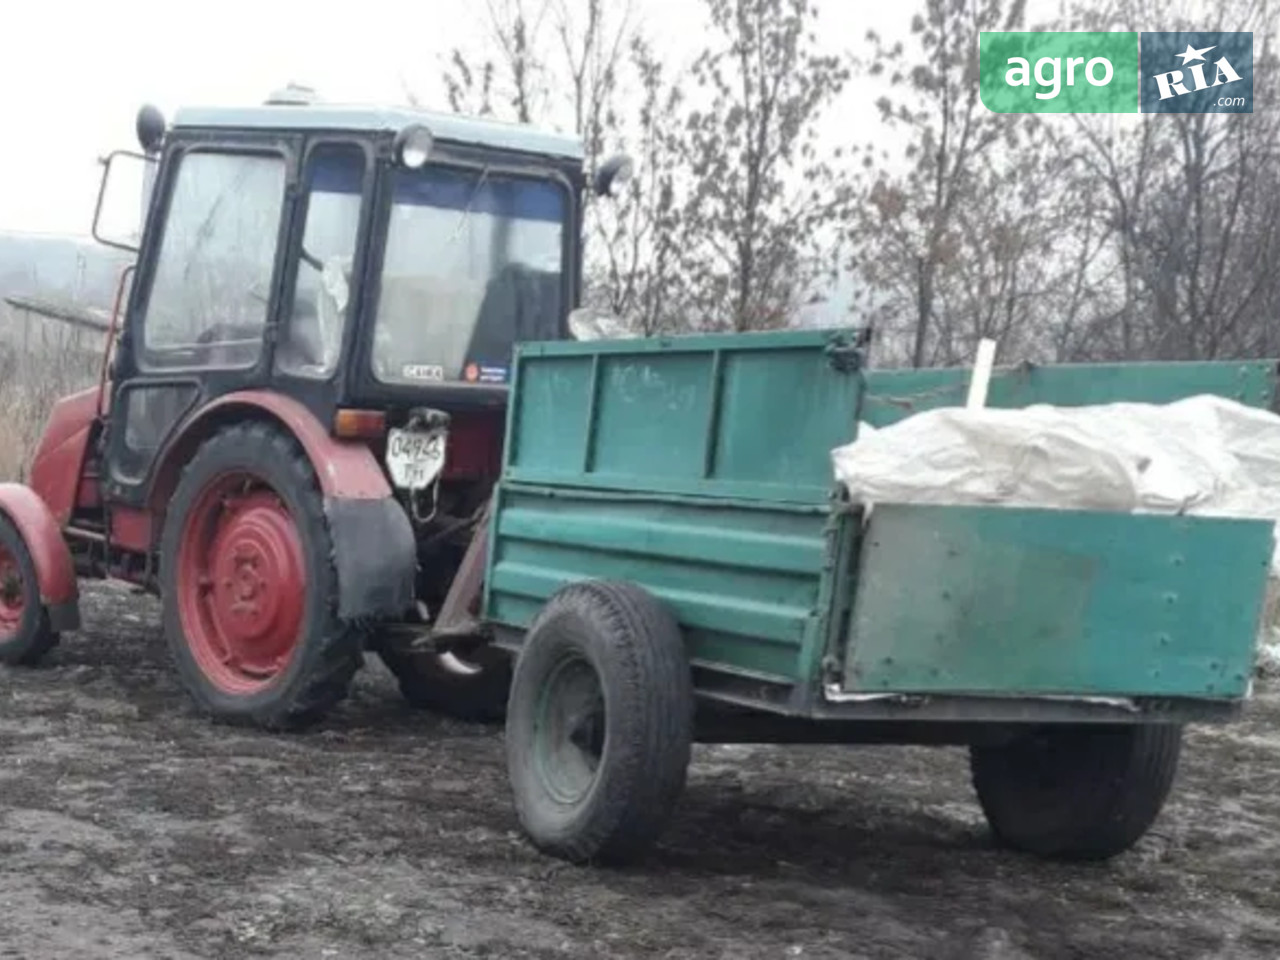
(372, 165, 568, 387)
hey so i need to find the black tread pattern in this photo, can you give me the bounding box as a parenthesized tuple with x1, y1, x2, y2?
(506, 580, 693, 865)
(0, 513, 59, 666)
(160, 421, 365, 731)
(970, 722, 1183, 861)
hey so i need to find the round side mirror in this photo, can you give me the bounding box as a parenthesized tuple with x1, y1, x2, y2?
(593, 154, 635, 197)
(135, 104, 166, 155)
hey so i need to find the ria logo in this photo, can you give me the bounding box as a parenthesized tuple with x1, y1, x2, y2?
(1141, 32, 1253, 112)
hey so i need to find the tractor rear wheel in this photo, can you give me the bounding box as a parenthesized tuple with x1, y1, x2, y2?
(0, 514, 59, 666)
(160, 422, 364, 730)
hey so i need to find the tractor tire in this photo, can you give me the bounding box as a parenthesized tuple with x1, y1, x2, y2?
(159, 422, 364, 730)
(970, 723, 1183, 861)
(0, 513, 59, 666)
(505, 580, 693, 865)
(379, 643, 512, 723)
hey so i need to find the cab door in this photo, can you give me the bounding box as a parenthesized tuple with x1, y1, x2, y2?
(270, 140, 373, 416)
(103, 136, 299, 507)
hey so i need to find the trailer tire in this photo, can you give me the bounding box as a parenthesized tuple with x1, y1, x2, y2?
(506, 580, 692, 865)
(970, 723, 1182, 861)
(0, 514, 59, 666)
(160, 422, 365, 731)
(379, 644, 512, 723)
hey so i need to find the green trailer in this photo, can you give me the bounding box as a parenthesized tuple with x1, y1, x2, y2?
(484, 327, 1277, 865)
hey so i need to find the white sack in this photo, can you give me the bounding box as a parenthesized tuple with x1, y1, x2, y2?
(831, 394, 1280, 569)
(1259, 642, 1280, 680)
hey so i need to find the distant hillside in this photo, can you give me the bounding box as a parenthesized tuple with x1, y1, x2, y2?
(0, 231, 132, 310)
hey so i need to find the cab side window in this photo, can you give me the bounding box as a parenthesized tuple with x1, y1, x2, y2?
(277, 144, 365, 379)
(140, 151, 286, 370)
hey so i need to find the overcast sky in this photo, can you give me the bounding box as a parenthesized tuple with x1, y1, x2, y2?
(3, 0, 1179, 238)
(0, 0, 930, 237)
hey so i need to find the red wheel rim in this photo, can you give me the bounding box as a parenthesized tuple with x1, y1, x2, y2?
(176, 472, 307, 695)
(0, 544, 25, 641)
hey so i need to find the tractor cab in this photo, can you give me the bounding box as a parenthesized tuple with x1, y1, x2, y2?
(94, 98, 628, 512)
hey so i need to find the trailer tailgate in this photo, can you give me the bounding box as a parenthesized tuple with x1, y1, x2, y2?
(841, 504, 1273, 701)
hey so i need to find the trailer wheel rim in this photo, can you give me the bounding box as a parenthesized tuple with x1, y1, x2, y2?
(0, 545, 25, 640)
(534, 653, 606, 805)
(176, 472, 306, 695)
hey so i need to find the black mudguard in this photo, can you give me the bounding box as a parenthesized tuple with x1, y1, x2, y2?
(325, 497, 416, 622)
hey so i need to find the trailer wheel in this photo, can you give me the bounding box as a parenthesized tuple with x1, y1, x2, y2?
(506, 581, 692, 865)
(160, 422, 364, 730)
(0, 514, 58, 665)
(379, 643, 512, 723)
(970, 723, 1182, 860)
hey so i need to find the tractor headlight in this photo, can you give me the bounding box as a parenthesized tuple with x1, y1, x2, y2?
(394, 124, 434, 169)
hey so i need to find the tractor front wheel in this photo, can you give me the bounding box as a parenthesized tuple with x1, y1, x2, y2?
(160, 423, 364, 730)
(0, 514, 59, 665)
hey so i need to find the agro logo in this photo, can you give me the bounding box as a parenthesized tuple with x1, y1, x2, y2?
(978, 32, 1138, 114)
(1141, 32, 1253, 113)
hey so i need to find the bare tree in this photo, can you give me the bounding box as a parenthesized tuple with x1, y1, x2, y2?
(670, 0, 854, 332)
(851, 0, 1037, 367)
(1050, 0, 1280, 361)
(584, 37, 687, 334)
(438, 0, 555, 123)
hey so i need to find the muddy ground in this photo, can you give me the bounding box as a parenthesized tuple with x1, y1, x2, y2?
(0, 582, 1277, 960)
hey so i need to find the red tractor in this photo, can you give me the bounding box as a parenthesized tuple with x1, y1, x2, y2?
(0, 96, 631, 729)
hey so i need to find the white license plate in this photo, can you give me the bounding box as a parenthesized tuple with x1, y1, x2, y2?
(385, 426, 447, 491)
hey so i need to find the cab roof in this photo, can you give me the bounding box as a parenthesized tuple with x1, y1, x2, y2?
(170, 103, 585, 162)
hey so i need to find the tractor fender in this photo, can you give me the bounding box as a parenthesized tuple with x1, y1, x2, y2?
(0, 483, 80, 631)
(184, 391, 391, 500)
(150, 391, 414, 621)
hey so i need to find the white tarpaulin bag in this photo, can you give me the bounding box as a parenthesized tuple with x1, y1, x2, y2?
(831, 393, 1280, 569)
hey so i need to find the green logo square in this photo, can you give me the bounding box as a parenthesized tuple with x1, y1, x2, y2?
(980, 32, 1139, 113)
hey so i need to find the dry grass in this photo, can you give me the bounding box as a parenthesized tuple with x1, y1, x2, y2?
(0, 371, 100, 482)
(0, 311, 102, 481)
(0, 402, 29, 482)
